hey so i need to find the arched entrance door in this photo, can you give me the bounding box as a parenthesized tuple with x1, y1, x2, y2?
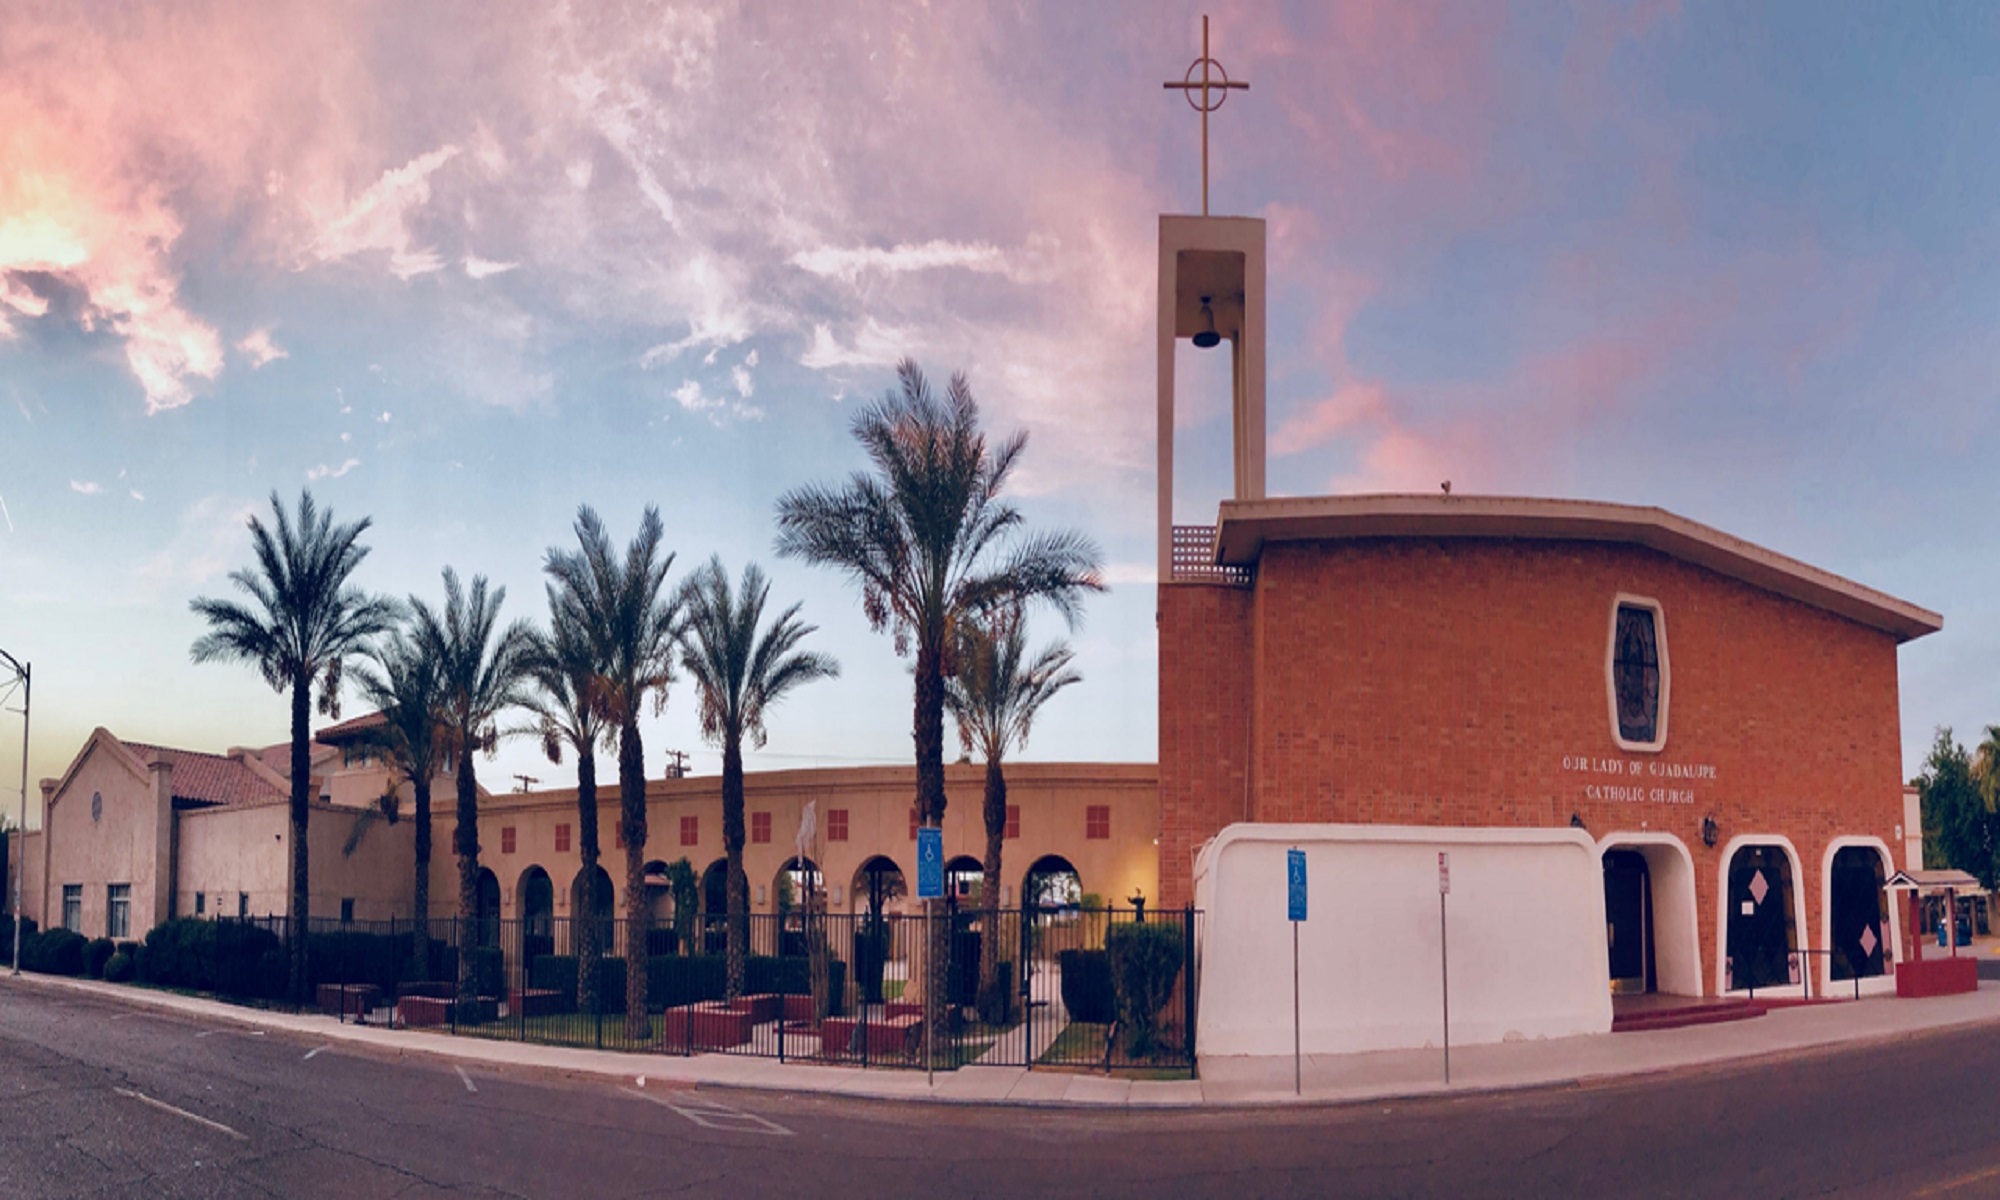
(517, 867, 554, 954)
(1727, 843, 1800, 991)
(475, 868, 502, 948)
(700, 858, 729, 954)
(1602, 849, 1655, 994)
(1829, 846, 1888, 982)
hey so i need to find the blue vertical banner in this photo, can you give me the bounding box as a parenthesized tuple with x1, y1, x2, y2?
(917, 826, 944, 900)
(1286, 847, 1307, 922)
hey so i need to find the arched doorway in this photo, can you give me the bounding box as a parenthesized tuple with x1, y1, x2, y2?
(570, 864, 614, 953)
(517, 867, 554, 956)
(1595, 835, 1701, 998)
(1725, 842, 1801, 992)
(700, 858, 730, 955)
(1602, 849, 1654, 994)
(945, 855, 984, 907)
(1829, 844, 1889, 983)
(850, 856, 906, 917)
(1022, 854, 1081, 910)
(475, 868, 502, 948)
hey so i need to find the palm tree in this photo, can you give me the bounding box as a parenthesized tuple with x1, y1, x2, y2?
(410, 568, 534, 1003)
(677, 556, 839, 1000)
(352, 629, 446, 981)
(521, 592, 614, 1013)
(945, 610, 1080, 1024)
(189, 489, 397, 1003)
(544, 506, 679, 1039)
(775, 359, 1102, 1032)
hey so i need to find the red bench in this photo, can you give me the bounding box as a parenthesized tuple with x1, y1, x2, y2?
(818, 1015, 923, 1059)
(662, 1001, 755, 1049)
(730, 994, 782, 1024)
(507, 988, 566, 1018)
(316, 983, 380, 1017)
(398, 996, 498, 1027)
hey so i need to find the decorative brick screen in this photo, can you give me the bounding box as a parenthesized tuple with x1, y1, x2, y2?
(1171, 524, 1252, 585)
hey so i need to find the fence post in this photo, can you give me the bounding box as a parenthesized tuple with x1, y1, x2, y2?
(1183, 905, 1197, 1070)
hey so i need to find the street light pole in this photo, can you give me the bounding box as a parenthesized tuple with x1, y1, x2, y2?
(0, 649, 28, 978)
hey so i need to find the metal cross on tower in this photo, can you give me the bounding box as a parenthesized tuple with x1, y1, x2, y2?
(1163, 14, 1249, 216)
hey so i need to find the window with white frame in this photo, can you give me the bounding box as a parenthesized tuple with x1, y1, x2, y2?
(107, 884, 131, 939)
(1607, 596, 1669, 751)
(62, 885, 81, 933)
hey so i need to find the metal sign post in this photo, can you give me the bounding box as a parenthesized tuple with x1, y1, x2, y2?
(917, 827, 943, 1085)
(1287, 847, 1306, 1096)
(1438, 851, 1451, 1085)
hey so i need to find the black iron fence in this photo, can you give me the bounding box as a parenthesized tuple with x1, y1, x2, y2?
(222, 904, 1201, 1074)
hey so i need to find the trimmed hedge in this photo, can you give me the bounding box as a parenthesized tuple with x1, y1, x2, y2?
(1105, 921, 1185, 1055)
(23, 928, 87, 976)
(84, 937, 116, 980)
(1058, 948, 1115, 1024)
(466, 946, 505, 998)
(103, 950, 135, 983)
(648, 954, 727, 1009)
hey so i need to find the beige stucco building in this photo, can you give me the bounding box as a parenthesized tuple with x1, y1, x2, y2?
(7, 715, 1159, 944)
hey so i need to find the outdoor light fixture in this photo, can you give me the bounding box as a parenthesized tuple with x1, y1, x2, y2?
(1569, 812, 1585, 831)
(1701, 814, 1719, 848)
(1192, 295, 1222, 349)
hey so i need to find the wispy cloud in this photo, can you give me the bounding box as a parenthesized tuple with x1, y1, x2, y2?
(464, 255, 518, 279)
(307, 145, 460, 277)
(672, 378, 763, 425)
(306, 458, 361, 481)
(236, 327, 288, 369)
(69, 480, 101, 495)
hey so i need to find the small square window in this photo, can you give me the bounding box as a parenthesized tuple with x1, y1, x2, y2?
(680, 815, 699, 847)
(1085, 805, 1110, 841)
(555, 823, 572, 853)
(501, 826, 516, 855)
(827, 809, 849, 842)
(1004, 805, 1020, 840)
(752, 812, 771, 844)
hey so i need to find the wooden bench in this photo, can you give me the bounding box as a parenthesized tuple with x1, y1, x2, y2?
(818, 1015, 922, 1059)
(662, 1001, 755, 1049)
(315, 983, 380, 1018)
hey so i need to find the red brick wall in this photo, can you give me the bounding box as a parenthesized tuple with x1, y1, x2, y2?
(1158, 582, 1254, 908)
(1161, 538, 1908, 993)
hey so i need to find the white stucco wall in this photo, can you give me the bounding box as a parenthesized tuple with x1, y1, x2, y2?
(1194, 824, 1613, 1058)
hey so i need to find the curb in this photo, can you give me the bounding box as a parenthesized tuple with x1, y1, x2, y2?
(10, 970, 2000, 1112)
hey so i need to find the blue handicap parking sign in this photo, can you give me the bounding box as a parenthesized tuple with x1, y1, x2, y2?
(1287, 847, 1307, 922)
(917, 826, 944, 899)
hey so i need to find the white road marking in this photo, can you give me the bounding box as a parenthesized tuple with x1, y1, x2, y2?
(619, 1087, 793, 1136)
(454, 1065, 477, 1093)
(112, 1088, 248, 1141)
(303, 1045, 331, 1061)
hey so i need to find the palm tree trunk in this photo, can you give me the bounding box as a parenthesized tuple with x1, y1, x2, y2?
(453, 741, 480, 1003)
(574, 745, 601, 1015)
(288, 673, 312, 1006)
(619, 721, 650, 1041)
(977, 758, 1007, 1025)
(912, 636, 951, 1047)
(722, 736, 747, 1000)
(412, 777, 431, 981)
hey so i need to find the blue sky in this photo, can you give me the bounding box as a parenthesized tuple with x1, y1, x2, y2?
(3, 1, 1997, 810)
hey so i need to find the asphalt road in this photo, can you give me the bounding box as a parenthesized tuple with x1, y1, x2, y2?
(4, 979, 2000, 1199)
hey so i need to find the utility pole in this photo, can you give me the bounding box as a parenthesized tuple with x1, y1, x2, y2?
(663, 749, 689, 779)
(0, 648, 28, 978)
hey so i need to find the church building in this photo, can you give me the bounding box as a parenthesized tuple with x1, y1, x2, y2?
(1151, 213, 1944, 1057)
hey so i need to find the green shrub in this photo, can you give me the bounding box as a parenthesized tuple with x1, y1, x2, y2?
(143, 918, 218, 989)
(1058, 948, 1115, 1023)
(530, 954, 628, 1013)
(1105, 921, 1185, 1056)
(103, 950, 135, 983)
(84, 938, 116, 979)
(647, 954, 727, 1009)
(214, 922, 283, 998)
(0, 915, 34, 964)
(26, 929, 88, 976)
(467, 946, 505, 998)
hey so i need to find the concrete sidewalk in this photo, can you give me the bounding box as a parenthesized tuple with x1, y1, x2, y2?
(9, 970, 2000, 1109)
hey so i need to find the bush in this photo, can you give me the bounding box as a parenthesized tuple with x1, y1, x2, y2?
(647, 954, 727, 1009)
(853, 926, 890, 1003)
(467, 946, 505, 999)
(1058, 948, 1115, 1024)
(0, 915, 34, 964)
(143, 919, 217, 989)
(214, 922, 283, 999)
(646, 927, 678, 957)
(103, 950, 135, 983)
(1105, 921, 1185, 1056)
(84, 938, 116, 979)
(25, 928, 88, 976)
(530, 954, 629, 1013)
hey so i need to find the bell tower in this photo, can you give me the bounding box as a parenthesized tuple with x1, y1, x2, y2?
(1157, 16, 1265, 581)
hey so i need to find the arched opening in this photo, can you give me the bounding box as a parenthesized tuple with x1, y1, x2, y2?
(1829, 845, 1890, 983)
(1595, 834, 1701, 999)
(945, 855, 985, 908)
(643, 859, 673, 923)
(475, 868, 502, 948)
(570, 864, 614, 952)
(1022, 854, 1082, 910)
(850, 856, 906, 918)
(700, 858, 729, 955)
(1724, 842, 1802, 993)
(517, 866, 554, 958)
(775, 857, 821, 959)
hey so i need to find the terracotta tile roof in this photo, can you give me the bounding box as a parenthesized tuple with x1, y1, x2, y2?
(314, 711, 386, 743)
(121, 742, 287, 809)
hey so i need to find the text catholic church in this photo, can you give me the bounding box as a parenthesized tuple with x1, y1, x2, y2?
(1148, 214, 1942, 1056)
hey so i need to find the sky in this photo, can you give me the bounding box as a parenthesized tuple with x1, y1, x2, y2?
(3, 1, 1999, 821)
